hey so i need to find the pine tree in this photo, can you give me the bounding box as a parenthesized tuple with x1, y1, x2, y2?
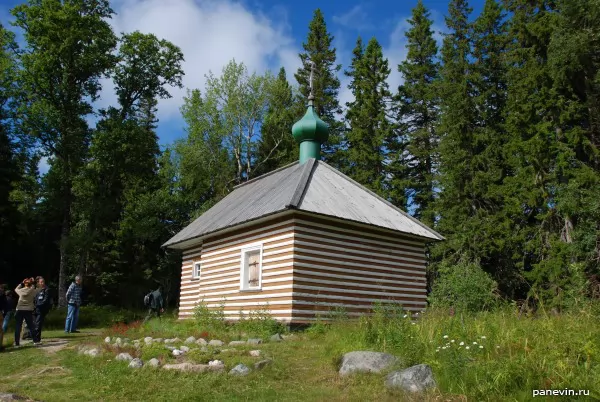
(254, 67, 302, 177)
(392, 0, 440, 222)
(501, 0, 600, 306)
(295, 9, 344, 167)
(435, 0, 520, 295)
(344, 37, 393, 197)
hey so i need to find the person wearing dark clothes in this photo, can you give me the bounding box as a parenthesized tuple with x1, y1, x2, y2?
(33, 277, 51, 343)
(2, 290, 16, 333)
(14, 278, 42, 347)
(143, 287, 164, 323)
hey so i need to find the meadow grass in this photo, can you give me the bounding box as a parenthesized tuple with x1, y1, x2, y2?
(0, 305, 598, 401)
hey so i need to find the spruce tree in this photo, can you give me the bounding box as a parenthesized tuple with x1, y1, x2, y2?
(254, 67, 302, 177)
(344, 37, 393, 197)
(295, 9, 344, 167)
(392, 0, 440, 221)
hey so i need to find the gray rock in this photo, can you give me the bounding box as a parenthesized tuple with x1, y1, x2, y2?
(209, 340, 224, 347)
(147, 358, 160, 368)
(249, 350, 261, 357)
(184, 336, 196, 344)
(129, 358, 144, 369)
(104, 336, 111, 343)
(229, 363, 251, 376)
(195, 338, 208, 346)
(385, 364, 436, 393)
(116, 353, 133, 362)
(163, 363, 207, 372)
(172, 349, 183, 357)
(115, 337, 122, 345)
(164, 338, 174, 344)
(208, 359, 224, 366)
(228, 340, 246, 346)
(144, 336, 153, 344)
(180, 346, 190, 353)
(270, 333, 284, 342)
(154, 338, 163, 343)
(0, 393, 38, 401)
(247, 338, 263, 345)
(254, 359, 272, 370)
(84, 348, 100, 357)
(339, 351, 398, 376)
(172, 338, 182, 343)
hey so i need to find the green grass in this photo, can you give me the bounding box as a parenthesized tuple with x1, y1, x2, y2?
(1, 306, 599, 401)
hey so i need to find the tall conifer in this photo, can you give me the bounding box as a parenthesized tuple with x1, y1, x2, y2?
(392, 0, 440, 222)
(344, 37, 393, 197)
(295, 9, 344, 167)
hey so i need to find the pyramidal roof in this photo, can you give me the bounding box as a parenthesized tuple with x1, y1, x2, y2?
(164, 158, 444, 249)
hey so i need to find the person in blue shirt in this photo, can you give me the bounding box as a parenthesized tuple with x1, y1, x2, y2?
(64, 275, 82, 334)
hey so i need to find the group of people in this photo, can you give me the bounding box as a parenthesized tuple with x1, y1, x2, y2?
(0, 276, 51, 350)
(0, 275, 163, 351)
(0, 275, 83, 351)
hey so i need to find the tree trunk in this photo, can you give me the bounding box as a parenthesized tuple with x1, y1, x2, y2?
(58, 185, 72, 307)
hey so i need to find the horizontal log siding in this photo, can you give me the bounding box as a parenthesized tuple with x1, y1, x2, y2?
(178, 219, 295, 320)
(290, 216, 427, 323)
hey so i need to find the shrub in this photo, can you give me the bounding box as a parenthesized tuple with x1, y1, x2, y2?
(429, 260, 499, 312)
(43, 305, 144, 329)
(193, 301, 227, 333)
(236, 306, 285, 337)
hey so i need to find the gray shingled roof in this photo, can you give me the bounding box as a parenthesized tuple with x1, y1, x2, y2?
(163, 158, 444, 248)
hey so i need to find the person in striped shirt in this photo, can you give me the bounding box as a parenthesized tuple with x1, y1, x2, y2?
(64, 276, 82, 334)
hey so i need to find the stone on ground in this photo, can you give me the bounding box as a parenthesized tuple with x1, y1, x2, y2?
(195, 338, 207, 346)
(208, 340, 224, 347)
(115, 337, 122, 345)
(249, 350, 261, 357)
(209, 360, 223, 366)
(154, 338, 163, 343)
(180, 346, 190, 353)
(229, 364, 250, 376)
(0, 393, 39, 401)
(385, 364, 436, 393)
(144, 337, 153, 344)
(116, 352, 133, 362)
(339, 351, 399, 377)
(254, 359, 272, 370)
(270, 333, 284, 342)
(147, 358, 160, 368)
(104, 337, 111, 343)
(247, 338, 262, 345)
(172, 349, 183, 357)
(84, 348, 100, 357)
(162, 363, 224, 373)
(129, 358, 144, 369)
(184, 336, 196, 344)
(228, 340, 246, 346)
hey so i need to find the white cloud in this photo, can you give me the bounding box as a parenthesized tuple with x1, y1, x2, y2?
(332, 5, 373, 31)
(97, 0, 301, 124)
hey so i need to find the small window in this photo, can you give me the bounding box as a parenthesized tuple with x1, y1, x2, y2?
(240, 245, 262, 290)
(192, 262, 201, 279)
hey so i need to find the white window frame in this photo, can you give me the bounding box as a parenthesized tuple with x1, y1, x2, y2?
(192, 261, 202, 280)
(239, 243, 263, 291)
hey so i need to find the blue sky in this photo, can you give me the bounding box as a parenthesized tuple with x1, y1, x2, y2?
(2, 0, 487, 172)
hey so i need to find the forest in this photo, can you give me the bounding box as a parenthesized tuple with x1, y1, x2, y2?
(0, 0, 598, 312)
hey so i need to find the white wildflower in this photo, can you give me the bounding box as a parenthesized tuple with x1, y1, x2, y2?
(443, 335, 449, 339)
(481, 336, 486, 339)
(496, 345, 500, 349)
(459, 341, 465, 346)
(451, 339, 455, 343)
(411, 322, 416, 325)
(473, 342, 478, 345)
(465, 346, 470, 350)
(403, 314, 408, 318)
(479, 345, 484, 349)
